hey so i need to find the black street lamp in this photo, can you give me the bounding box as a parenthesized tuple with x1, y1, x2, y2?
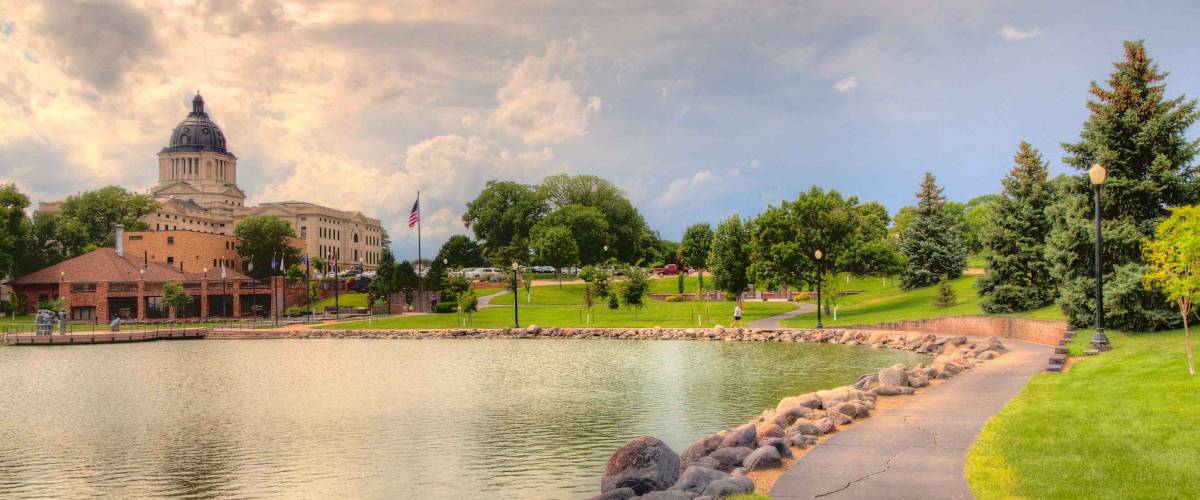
(512, 261, 520, 329)
(815, 249, 824, 329)
(1089, 164, 1111, 351)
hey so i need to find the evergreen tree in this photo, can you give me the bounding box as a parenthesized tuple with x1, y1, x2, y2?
(1048, 40, 1200, 331)
(708, 214, 751, 297)
(899, 173, 967, 289)
(933, 279, 957, 308)
(978, 142, 1057, 313)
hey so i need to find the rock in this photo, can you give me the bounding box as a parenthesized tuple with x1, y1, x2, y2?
(700, 476, 755, 497)
(590, 484, 638, 496)
(977, 350, 997, 360)
(713, 325, 725, 335)
(638, 490, 697, 500)
(526, 324, 542, 335)
(693, 457, 720, 470)
(601, 436, 681, 495)
(817, 385, 866, 409)
(786, 418, 823, 436)
(718, 423, 757, 450)
(878, 364, 909, 387)
(871, 385, 917, 396)
(755, 422, 784, 440)
(671, 466, 728, 494)
(828, 411, 853, 425)
(853, 373, 879, 390)
(829, 401, 870, 419)
(908, 375, 930, 388)
(775, 393, 822, 413)
(742, 445, 783, 471)
(707, 447, 754, 472)
(789, 434, 817, 448)
(679, 434, 723, 471)
(592, 487, 637, 500)
(813, 417, 837, 434)
(762, 437, 792, 459)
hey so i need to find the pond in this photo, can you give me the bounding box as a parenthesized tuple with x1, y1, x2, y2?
(0, 339, 927, 498)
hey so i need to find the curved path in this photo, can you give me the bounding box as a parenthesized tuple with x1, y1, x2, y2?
(770, 338, 1051, 499)
(748, 302, 817, 328)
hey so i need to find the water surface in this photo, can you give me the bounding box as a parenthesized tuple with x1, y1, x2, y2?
(0, 339, 926, 498)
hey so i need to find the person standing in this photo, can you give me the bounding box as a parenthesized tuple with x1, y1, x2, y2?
(732, 302, 743, 327)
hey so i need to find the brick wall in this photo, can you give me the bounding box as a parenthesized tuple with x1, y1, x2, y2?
(846, 316, 1068, 346)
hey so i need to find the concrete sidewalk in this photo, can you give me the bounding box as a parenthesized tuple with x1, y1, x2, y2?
(770, 338, 1051, 499)
(748, 302, 817, 329)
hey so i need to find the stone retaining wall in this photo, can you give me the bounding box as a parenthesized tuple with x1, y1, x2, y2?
(847, 315, 1068, 346)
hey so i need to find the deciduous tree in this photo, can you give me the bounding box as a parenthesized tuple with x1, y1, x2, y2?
(679, 223, 713, 293)
(234, 216, 302, 279)
(708, 214, 750, 298)
(532, 225, 578, 286)
(1143, 206, 1200, 374)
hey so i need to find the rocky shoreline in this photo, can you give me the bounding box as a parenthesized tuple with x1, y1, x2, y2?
(592, 329, 1008, 500)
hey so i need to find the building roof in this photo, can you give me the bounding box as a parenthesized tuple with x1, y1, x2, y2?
(7, 248, 251, 285)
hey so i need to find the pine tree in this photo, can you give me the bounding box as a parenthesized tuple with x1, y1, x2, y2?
(1047, 40, 1200, 331)
(899, 173, 967, 289)
(933, 279, 957, 308)
(978, 142, 1057, 313)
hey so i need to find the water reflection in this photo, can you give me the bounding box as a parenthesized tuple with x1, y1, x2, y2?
(0, 339, 926, 498)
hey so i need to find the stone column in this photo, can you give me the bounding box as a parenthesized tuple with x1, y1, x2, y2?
(231, 280, 242, 317)
(96, 281, 110, 322)
(200, 279, 209, 320)
(137, 279, 146, 320)
(271, 276, 285, 319)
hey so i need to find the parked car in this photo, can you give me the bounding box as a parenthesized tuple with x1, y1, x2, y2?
(360, 271, 377, 279)
(531, 265, 555, 273)
(653, 264, 683, 275)
(464, 267, 507, 281)
(561, 266, 580, 275)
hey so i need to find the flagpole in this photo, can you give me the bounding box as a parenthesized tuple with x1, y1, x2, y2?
(417, 190, 423, 311)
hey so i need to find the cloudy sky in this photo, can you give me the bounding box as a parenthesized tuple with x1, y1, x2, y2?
(1, 1, 1198, 258)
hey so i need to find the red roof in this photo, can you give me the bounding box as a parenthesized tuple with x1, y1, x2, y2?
(8, 248, 252, 285)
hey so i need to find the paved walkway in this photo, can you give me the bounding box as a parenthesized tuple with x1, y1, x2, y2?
(748, 302, 817, 328)
(770, 338, 1051, 499)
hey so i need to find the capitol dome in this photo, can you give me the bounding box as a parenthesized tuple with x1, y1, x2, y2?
(163, 92, 229, 153)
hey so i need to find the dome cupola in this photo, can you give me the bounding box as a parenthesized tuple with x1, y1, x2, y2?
(163, 91, 229, 153)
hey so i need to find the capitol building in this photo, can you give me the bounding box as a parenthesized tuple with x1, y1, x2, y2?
(39, 93, 385, 270)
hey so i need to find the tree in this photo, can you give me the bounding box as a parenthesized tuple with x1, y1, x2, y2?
(456, 288, 478, 326)
(162, 281, 191, 318)
(57, 186, 157, 247)
(435, 235, 485, 268)
(369, 248, 399, 305)
(311, 257, 328, 275)
(1048, 40, 1200, 331)
(933, 279, 957, 308)
(617, 265, 650, 317)
(899, 173, 967, 289)
(0, 184, 31, 278)
(1143, 206, 1200, 374)
(532, 204, 610, 265)
(978, 142, 1058, 313)
(395, 260, 419, 303)
(679, 223, 714, 294)
(750, 187, 898, 293)
(532, 226, 578, 286)
(708, 214, 751, 298)
(234, 215, 302, 279)
(538, 174, 655, 263)
(463, 181, 547, 257)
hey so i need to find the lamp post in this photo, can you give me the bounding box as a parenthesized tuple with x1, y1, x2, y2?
(512, 261, 520, 329)
(814, 250, 824, 329)
(1089, 164, 1111, 351)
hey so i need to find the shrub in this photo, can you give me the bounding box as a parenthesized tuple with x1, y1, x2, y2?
(434, 302, 457, 314)
(793, 291, 811, 301)
(608, 295, 619, 309)
(933, 280, 957, 308)
(664, 294, 685, 302)
(285, 306, 305, 317)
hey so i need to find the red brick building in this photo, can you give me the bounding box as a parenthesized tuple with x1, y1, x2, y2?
(5, 247, 299, 321)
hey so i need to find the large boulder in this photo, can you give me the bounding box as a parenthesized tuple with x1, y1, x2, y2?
(693, 457, 720, 470)
(755, 422, 785, 440)
(828, 401, 870, 419)
(601, 436, 681, 495)
(761, 437, 793, 459)
(591, 488, 637, 500)
(817, 386, 868, 409)
(700, 476, 755, 497)
(775, 393, 822, 414)
(638, 490, 697, 500)
(718, 423, 757, 450)
(878, 364, 909, 387)
(707, 447, 754, 472)
(785, 418, 824, 436)
(813, 417, 837, 434)
(742, 445, 783, 471)
(872, 385, 916, 396)
(679, 434, 723, 471)
(671, 466, 728, 494)
(525, 324, 542, 335)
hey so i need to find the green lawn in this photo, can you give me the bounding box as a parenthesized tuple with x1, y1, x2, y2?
(312, 292, 371, 310)
(321, 291, 794, 330)
(967, 329, 1200, 498)
(778, 275, 1065, 328)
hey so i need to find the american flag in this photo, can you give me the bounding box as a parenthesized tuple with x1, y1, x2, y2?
(408, 197, 421, 228)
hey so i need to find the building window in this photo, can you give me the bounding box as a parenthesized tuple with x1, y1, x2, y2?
(301, 226, 307, 238)
(129, 235, 142, 241)
(167, 236, 174, 245)
(167, 256, 174, 265)
(71, 306, 96, 321)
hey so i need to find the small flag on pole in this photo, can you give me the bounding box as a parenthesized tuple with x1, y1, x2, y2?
(408, 198, 421, 228)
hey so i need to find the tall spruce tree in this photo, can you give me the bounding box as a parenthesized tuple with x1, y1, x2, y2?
(978, 142, 1057, 313)
(899, 173, 967, 289)
(1047, 40, 1200, 331)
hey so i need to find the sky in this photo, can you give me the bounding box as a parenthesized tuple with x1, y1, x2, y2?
(1, 0, 1199, 260)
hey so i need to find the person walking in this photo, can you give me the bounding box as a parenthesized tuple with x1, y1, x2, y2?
(732, 302, 743, 327)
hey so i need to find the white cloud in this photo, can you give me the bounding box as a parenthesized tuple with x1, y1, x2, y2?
(834, 76, 859, 93)
(490, 39, 603, 145)
(997, 25, 1039, 41)
(654, 170, 717, 210)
